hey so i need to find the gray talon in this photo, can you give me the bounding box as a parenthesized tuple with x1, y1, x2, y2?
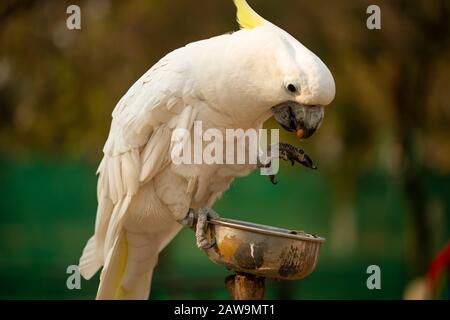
(177, 208, 196, 228)
(178, 207, 219, 250)
(257, 143, 317, 185)
(196, 208, 219, 249)
(279, 142, 317, 170)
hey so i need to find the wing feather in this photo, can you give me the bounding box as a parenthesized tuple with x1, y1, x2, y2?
(81, 49, 197, 275)
(139, 126, 172, 183)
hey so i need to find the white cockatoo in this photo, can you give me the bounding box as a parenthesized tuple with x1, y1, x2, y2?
(79, 0, 335, 299)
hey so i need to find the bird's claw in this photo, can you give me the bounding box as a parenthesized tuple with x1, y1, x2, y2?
(178, 207, 219, 250)
(279, 142, 317, 170)
(256, 158, 277, 184)
(257, 143, 317, 185)
(178, 208, 196, 229)
(268, 175, 277, 185)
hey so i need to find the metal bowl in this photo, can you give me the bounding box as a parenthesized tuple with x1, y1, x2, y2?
(204, 218, 325, 280)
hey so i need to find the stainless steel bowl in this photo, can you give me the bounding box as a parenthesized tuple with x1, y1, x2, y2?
(204, 218, 325, 280)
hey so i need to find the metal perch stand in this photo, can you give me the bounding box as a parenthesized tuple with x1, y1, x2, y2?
(195, 217, 325, 300)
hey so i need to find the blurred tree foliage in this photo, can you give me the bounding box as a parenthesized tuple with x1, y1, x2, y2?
(0, 0, 449, 293)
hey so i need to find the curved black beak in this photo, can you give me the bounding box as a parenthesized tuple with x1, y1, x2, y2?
(272, 102, 324, 139)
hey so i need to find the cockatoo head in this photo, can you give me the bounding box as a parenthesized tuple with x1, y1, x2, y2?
(220, 0, 335, 139)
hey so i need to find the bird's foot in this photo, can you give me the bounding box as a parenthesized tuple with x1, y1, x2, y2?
(256, 157, 277, 185)
(278, 142, 317, 169)
(257, 143, 317, 185)
(177, 207, 220, 250)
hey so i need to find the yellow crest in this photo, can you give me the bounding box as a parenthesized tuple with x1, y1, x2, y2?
(233, 0, 266, 30)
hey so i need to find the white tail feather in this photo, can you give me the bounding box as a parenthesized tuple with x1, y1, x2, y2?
(79, 236, 102, 280)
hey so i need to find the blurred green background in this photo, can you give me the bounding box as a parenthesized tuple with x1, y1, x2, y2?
(0, 0, 449, 299)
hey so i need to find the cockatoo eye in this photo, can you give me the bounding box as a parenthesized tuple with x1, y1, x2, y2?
(287, 83, 298, 94)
